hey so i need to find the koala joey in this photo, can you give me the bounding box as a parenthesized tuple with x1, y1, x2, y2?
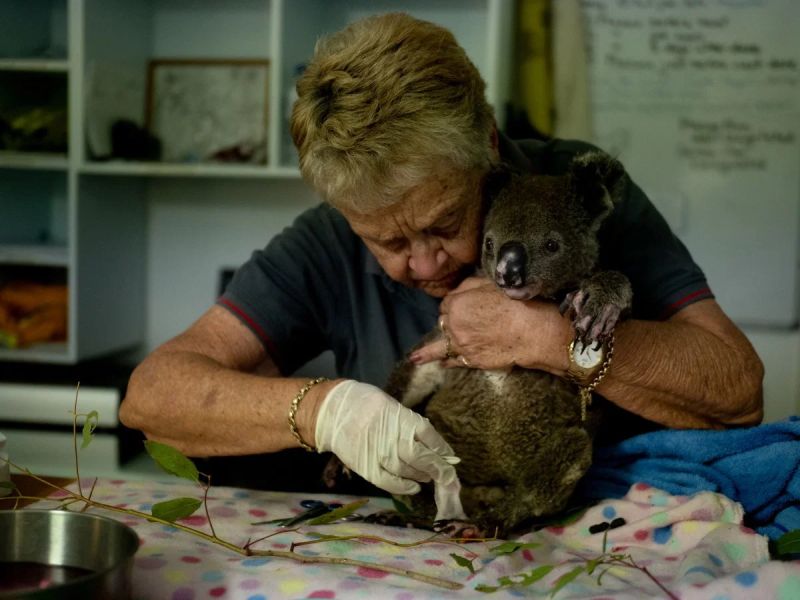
(382, 151, 633, 537)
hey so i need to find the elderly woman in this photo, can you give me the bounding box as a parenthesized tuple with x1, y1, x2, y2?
(120, 13, 763, 516)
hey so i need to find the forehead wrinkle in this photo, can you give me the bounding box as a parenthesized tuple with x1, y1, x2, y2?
(345, 167, 480, 244)
(380, 179, 468, 241)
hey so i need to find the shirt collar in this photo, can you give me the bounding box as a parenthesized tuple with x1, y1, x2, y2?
(498, 131, 535, 172)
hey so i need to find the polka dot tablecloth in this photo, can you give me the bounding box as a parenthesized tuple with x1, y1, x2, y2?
(30, 478, 800, 599)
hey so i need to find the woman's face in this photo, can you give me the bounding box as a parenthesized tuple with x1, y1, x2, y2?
(342, 167, 486, 298)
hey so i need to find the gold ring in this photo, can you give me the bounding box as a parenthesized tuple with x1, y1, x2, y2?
(444, 335, 456, 359)
(459, 355, 471, 368)
(438, 316, 446, 333)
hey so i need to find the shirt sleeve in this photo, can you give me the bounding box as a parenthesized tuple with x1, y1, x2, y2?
(535, 138, 714, 320)
(217, 204, 349, 375)
(598, 177, 713, 320)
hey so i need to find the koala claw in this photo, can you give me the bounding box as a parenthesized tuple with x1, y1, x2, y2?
(559, 289, 587, 317)
(574, 303, 622, 347)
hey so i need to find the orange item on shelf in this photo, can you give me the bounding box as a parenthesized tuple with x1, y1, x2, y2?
(0, 281, 68, 348)
(0, 281, 68, 313)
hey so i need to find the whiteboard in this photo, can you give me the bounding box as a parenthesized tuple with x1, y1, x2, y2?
(582, 0, 800, 327)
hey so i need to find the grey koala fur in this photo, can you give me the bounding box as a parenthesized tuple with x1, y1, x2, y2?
(385, 150, 633, 536)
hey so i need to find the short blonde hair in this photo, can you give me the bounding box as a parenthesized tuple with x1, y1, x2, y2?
(291, 12, 495, 213)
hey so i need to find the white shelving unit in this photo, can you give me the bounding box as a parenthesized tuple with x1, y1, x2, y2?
(0, 0, 513, 365)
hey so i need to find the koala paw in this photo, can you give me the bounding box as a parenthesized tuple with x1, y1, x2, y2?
(322, 455, 352, 488)
(559, 287, 624, 347)
(432, 519, 488, 539)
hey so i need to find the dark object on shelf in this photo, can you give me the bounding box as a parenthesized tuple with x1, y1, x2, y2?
(110, 119, 161, 161)
(209, 141, 265, 163)
(0, 117, 11, 143)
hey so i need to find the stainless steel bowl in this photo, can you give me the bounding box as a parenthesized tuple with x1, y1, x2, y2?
(0, 509, 139, 599)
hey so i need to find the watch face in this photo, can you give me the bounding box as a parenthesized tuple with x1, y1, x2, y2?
(572, 340, 604, 369)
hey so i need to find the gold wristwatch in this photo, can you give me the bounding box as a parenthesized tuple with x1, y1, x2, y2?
(565, 339, 607, 385)
(564, 335, 615, 422)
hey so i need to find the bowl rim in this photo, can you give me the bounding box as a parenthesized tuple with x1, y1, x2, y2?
(0, 508, 140, 595)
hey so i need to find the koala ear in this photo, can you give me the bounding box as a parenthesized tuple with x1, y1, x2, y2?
(568, 151, 627, 225)
(482, 163, 515, 205)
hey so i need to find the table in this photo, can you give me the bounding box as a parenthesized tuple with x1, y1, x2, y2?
(16, 476, 799, 599)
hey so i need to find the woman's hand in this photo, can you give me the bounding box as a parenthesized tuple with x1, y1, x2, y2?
(410, 276, 572, 372)
(314, 380, 467, 521)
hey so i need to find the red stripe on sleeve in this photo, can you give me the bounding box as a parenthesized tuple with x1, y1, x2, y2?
(659, 287, 714, 319)
(217, 297, 281, 360)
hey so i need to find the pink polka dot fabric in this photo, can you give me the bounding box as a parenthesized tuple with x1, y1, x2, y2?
(27, 478, 800, 598)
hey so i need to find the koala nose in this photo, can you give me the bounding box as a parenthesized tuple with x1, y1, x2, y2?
(495, 242, 526, 287)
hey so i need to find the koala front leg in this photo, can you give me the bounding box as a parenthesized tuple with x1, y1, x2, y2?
(560, 270, 632, 345)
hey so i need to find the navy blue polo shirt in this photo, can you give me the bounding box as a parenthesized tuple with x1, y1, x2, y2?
(219, 137, 712, 389)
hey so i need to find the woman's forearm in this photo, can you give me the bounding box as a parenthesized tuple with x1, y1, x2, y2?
(534, 299, 764, 429)
(120, 349, 341, 456)
(415, 281, 763, 430)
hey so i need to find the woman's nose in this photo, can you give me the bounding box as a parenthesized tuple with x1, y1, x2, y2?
(408, 238, 447, 278)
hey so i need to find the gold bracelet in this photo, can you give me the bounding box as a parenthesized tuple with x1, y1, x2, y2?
(288, 377, 328, 452)
(579, 335, 615, 423)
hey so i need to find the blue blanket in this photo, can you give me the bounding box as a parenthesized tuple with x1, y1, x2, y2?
(578, 416, 800, 540)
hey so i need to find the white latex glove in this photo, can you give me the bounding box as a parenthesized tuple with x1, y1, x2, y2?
(315, 380, 467, 521)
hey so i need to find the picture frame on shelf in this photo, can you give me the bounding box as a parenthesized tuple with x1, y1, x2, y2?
(145, 58, 269, 164)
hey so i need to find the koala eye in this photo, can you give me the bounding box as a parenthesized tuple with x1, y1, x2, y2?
(544, 239, 560, 253)
(484, 237, 494, 255)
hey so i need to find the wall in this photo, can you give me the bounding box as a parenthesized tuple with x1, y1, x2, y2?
(145, 177, 318, 350)
(745, 329, 800, 421)
(579, 0, 800, 420)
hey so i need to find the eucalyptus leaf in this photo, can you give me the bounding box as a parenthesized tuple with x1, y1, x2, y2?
(151, 497, 202, 522)
(519, 565, 554, 586)
(450, 553, 476, 574)
(80, 410, 99, 449)
(304, 532, 341, 540)
(549, 566, 585, 597)
(775, 529, 800, 557)
(474, 565, 554, 594)
(144, 440, 199, 482)
(305, 499, 369, 525)
(585, 556, 603, 575)
(490, 541, 541, 555)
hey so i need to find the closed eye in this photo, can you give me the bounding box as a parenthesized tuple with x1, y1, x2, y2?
(425, 213, 462, 239)
(374, 237, 406, 252)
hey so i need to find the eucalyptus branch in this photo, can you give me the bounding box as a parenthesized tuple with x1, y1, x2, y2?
(5, 454, 462, 590)
(200, 473, 217, 539)
(71, 382, 82, 497)
(81, 477, 98, 512)
(291, 531, 496, 551)
(602, 554, 678, 600)
(244, 527, 303, 551)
